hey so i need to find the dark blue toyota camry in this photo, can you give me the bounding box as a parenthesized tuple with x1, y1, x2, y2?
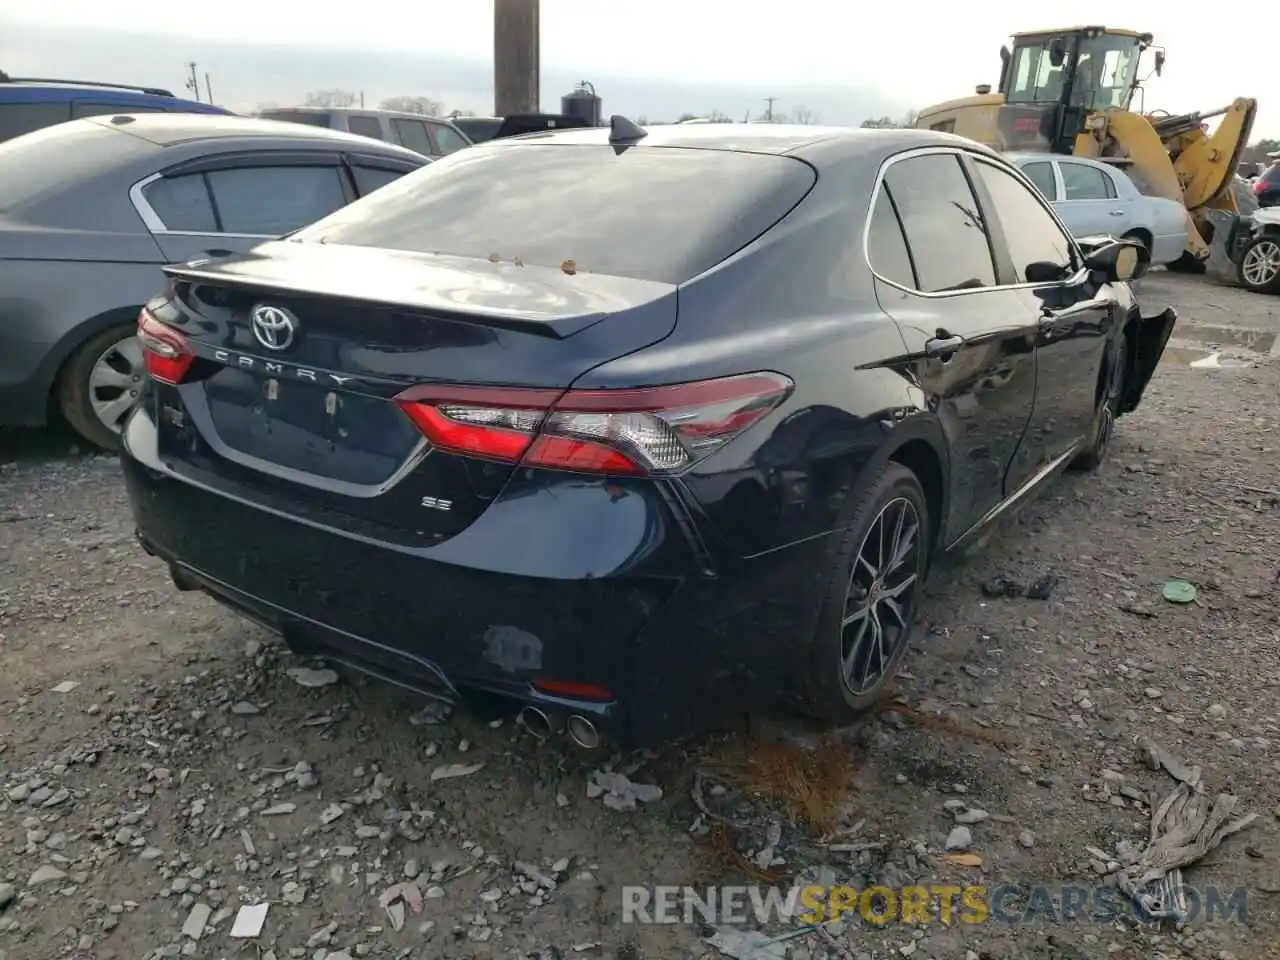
(121, 119, 1176, 745)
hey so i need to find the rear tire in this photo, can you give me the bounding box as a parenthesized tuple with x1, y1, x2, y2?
(1070, 334, 1126, 472)
(56, 323, 145, 452)
(801, 463, 930, 723)
(1236, 235, 1280, 294)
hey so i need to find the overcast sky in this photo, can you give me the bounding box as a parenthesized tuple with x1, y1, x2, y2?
(3, 1, 1275, 137)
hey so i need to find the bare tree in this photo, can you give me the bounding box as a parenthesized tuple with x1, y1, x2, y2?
(380, 96, 445, 116)
(676, 112, 699, 123)
(902, 109, 920, 128)
(707, 109, 733, 123)
(304, 89, 358, 108)
(792, 106, 820, 125)
(860, 112, 920, 130)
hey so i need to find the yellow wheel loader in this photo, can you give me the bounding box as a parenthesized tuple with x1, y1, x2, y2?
(915, 27, 1257, 274)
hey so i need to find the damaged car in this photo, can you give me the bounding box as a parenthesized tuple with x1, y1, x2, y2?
(119, 122, 1176, 745)
(1227, 207, 1280, 294)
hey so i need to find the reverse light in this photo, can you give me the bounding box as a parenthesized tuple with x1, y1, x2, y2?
(137, 307, 194, 384)
(395, 372, 793, 476)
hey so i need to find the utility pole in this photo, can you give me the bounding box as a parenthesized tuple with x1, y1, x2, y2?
(494, 0, 539, 116)
(204, 73, 213, 104)
(186, 62, 200, 102)
(359, 91, 365, 108)
(763, 96, 776, 122)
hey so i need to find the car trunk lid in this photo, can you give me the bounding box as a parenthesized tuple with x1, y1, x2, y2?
(149, 242, 678, 541)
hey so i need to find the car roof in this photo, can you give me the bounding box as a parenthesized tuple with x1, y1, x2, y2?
(477, 122, 987, 163)
(80, 113, 424, 156)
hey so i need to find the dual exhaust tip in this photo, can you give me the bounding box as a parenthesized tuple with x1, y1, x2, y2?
(518, 705, 602, 749)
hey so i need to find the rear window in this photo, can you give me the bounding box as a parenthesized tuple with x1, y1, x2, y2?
(291, 144, 817, 284)
(259, 110, 332, 128)
(0, 119, 152, 213)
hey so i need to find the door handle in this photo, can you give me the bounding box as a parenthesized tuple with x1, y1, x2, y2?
(925, 334, 965, 357)
(1109, 210, 1124, 216)
(204, 248, 234, 257)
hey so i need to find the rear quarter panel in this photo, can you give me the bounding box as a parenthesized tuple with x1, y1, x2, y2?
(570, 147, 931, 561)
(0, 259, 169, 426)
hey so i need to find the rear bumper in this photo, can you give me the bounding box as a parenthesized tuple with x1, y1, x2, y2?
(120, 409, 828, 741)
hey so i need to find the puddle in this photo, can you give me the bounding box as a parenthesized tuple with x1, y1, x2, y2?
(1160, 343, 1259, 368)
(1159, 323, 1275, 368)
(1174, 323, 1277, 354)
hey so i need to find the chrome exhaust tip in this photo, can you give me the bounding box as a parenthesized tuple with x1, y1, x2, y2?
(566, 713, 601, 749)
(518, 705, 555, 740)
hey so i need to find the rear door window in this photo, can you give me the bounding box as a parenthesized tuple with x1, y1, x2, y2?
(883, 153, 997, 292)
(143, 165, 349, 235)
(292, 144, 817, 284)
(1060, 162, 1116, 200)
(351, 164, 414, 195)
(347, 115, 384, 140)
(429, 122, 470, 155)
(0, 102, 72, 141)
(1020, 161, 1057, 200)
(207, 166, 348, 235)
(391, 118, 435, 155)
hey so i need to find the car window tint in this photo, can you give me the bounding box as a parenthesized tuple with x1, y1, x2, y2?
(206, 166, 348, 236)
(1021, 162, 1057, 200)
(144, 174, 218, 232)
(258, 110, 332, 128)
(0, 102, 72, 142)
(347, 115, 384, 140)
(1060, 162, 1114, 200)
(867, 185, 916, 288)
(71, 101, 164, 119)
(291, 144, 817, 285)
(391, 119, 434, 155)
(352, 165, 410, 195)
(430, 123, 470, 155)
(883, 154, 996, 293)
(973, 159, 1075, 282)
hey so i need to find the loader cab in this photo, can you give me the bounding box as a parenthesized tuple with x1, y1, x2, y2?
(997, 26, 1153, 153)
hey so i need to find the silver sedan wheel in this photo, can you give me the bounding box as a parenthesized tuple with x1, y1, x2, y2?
(88, 335, 146, 435)
(1242, 239, 1280, 288)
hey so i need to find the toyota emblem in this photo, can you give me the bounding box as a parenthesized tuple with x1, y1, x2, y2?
(250, 304, 297, 351)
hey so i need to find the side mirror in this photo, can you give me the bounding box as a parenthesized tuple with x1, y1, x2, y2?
(1049, 38, 1067, 67)
(1154, 50, 1166, 76)
(1083, 238, 1149, 283)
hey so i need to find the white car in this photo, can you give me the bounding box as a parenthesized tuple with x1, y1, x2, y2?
(1008, 153, 1188, 266)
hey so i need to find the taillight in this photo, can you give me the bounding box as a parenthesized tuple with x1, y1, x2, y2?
(395, 372, 793, 476)
(1254, 178, 1267, 194)
(137, 307, 194, 384)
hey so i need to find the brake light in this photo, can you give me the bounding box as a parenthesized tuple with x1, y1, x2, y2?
(137, 308, 194, 384)
(1254, 178, 1267, 194)
(395, 372, 793, 476)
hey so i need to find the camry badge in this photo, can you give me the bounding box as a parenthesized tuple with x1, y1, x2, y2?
(250, 304, 298, 351)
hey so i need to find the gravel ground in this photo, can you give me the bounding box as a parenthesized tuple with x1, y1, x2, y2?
(1, 274, 1278, 960)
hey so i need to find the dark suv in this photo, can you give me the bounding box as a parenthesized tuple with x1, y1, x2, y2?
(0, 76, 229, 142)
(1253, 162, 1280, 208)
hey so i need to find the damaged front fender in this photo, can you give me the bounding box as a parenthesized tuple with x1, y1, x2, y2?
(1120, 307, 1177, 414)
